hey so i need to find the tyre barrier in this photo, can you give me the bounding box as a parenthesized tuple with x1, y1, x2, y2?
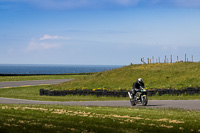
(40, 87, 200, 97)
(40, 89, 129, 97)
(148, 87, 200, 96)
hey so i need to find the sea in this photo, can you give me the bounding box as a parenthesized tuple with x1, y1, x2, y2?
(0, 64, 123, 74)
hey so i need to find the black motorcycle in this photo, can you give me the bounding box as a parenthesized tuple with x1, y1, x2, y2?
(128, 87, 148, 106)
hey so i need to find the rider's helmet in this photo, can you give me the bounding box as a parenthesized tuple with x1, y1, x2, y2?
(137, 78, 143, 84)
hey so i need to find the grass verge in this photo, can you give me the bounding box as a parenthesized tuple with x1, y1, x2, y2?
(0, 86, 200, 101)
(0, 85, 128, 101)
(0, 104, 200, 133)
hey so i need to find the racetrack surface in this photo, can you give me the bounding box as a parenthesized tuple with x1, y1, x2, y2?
(0, 79, 73, 88)
(0, 98, 200, 111)
(0, 79, 200, 110)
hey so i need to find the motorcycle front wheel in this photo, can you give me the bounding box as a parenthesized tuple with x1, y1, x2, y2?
(141, 96, 148, 106)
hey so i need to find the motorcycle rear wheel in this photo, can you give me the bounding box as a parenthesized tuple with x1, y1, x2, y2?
(130, 99, 136, 106)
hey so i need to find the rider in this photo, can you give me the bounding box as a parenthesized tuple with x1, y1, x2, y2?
(132, 78, 145, 98)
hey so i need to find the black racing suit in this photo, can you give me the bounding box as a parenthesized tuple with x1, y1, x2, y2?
(132, 81, 145, 97)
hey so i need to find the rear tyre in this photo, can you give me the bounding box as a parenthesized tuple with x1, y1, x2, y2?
(141, 96, 148, 106)
(130, 99, 136, 106)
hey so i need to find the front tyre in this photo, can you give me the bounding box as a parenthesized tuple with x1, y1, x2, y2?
(141, 96, 148, 106)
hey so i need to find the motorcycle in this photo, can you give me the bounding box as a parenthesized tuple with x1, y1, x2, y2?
(128, 87, 148, 106)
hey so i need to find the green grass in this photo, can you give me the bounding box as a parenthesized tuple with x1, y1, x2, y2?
(0, 85, 200, 101)
(0, 85, 128, 101)
(0, 75, 86, 82)
(0, 104, 200, 133)
(52, 62, 200, 90)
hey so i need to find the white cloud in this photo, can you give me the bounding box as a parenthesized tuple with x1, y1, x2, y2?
(26, 39, 62, 52)
(40, 34, 59, 40)
(26, 35, 69, 52)
(40, 34, 70, 40)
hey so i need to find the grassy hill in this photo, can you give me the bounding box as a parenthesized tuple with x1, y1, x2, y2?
(52, 62, 200, 90)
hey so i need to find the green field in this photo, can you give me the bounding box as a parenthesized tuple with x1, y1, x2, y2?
(52, 62, 200, 90)
(0, 74, 85, 82)
(0, 104, 200, 133)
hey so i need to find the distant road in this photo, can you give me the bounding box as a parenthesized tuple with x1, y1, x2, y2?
(0, 98, 200, 111)
(0, 79, 73, 88)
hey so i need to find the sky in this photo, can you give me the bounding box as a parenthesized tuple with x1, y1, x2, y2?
(0, 0, 200, 65)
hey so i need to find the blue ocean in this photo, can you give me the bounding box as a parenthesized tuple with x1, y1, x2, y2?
(0, 64, 123, 74)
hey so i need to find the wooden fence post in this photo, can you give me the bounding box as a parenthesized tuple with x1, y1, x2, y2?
(141, 58, 143, 64)
(142, 54, 195, 64)
(177, 56, 178, 62)
(171, 55, 172, 63)
(192, 55, 193, 62)
(185, 54, 186, 62)
(152, 56, 154, 64)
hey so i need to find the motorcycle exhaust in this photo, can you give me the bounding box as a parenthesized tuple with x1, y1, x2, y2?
(128, 92, 132, 99)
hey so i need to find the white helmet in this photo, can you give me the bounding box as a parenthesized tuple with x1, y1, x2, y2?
(137, 78, 143, 84)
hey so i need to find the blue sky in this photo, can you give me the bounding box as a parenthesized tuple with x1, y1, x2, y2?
(0, 0, 200, 65)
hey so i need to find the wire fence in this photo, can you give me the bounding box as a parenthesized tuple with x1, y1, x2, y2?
(140, 54, 194, 64)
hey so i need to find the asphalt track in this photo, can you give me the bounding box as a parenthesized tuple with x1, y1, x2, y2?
(0, 79, 200, 111)
(0, 79, 73, 88)
(0, 98, 200, 111)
